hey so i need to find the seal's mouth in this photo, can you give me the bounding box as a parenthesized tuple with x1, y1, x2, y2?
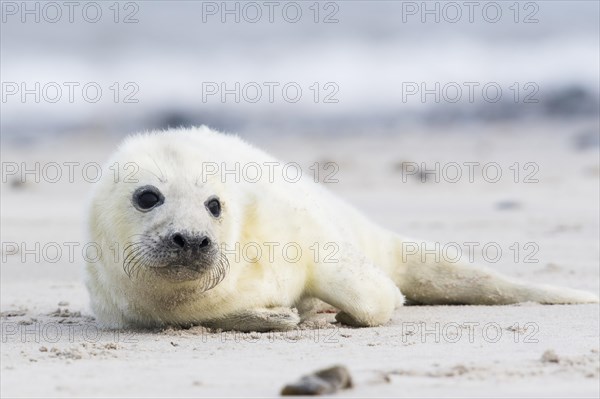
(152, 265, 201, 281)
(122, 234, 229, 290)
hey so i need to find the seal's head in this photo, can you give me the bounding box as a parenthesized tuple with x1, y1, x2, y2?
(123, 184, 228, 287)
(89, 128, 233, 292)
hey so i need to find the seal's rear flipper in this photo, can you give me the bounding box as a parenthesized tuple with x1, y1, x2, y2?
(391, 238, 599, 305)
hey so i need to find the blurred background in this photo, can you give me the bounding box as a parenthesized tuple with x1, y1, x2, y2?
(1, 0, 599, 293)
(1, 0, 599, 285)
(1, 0, 598, 139)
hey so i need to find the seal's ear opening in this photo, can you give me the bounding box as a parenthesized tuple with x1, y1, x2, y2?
(132, 185, 165, 212)
(205, 196, 221, 217)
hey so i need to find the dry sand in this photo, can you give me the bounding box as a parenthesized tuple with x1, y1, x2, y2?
(1, 121, 599, 397)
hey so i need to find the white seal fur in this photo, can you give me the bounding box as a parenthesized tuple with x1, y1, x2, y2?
(85, 126, 599, 331)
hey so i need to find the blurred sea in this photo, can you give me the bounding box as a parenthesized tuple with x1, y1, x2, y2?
(1, 0, 598, 138)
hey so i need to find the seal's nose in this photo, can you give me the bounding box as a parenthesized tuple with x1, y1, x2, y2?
(169, 232, 211, 251)
(171, 232, 186, 249)
(198, 236, 211, 249)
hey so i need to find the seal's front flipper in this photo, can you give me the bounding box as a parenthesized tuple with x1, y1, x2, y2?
(309, 248, 404, 327)
(203, 307, 300, 332)
(334, 311, 367, 327)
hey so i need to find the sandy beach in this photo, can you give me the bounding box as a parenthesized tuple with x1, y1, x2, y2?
(1, 120, 598, 397)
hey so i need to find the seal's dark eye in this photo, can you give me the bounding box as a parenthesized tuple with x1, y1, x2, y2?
(132, 185, 164, 212)
(138, 192, 159, 208)
(205, 197, 221, 217)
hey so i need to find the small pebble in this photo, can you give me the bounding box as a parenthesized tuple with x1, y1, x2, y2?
(541, 349, 560, 363)
(281, 365, 352, 396)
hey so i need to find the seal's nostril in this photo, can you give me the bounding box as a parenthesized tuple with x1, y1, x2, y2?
(199, 237, 211, 249)
(172, 233, 186, 249)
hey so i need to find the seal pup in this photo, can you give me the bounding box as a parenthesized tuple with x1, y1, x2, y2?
(85, 126, 598, 331)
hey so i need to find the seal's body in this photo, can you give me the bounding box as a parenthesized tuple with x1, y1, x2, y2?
(85, 126, 598, 331)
